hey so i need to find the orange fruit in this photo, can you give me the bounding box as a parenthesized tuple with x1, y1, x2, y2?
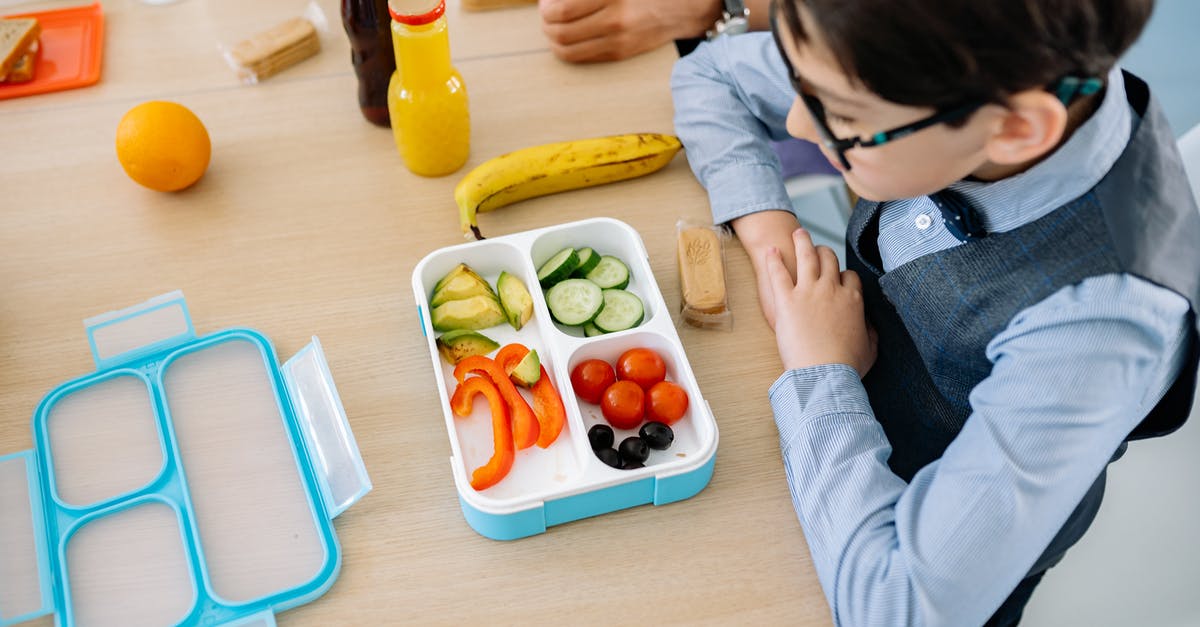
(116, 101, 211, 192)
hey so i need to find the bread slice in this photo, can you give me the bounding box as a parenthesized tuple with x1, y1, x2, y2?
(0, 18, 40, 79)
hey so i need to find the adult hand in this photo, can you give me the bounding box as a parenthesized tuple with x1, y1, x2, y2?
(765, 227, 877, 376)
(538, 0, 722, 63)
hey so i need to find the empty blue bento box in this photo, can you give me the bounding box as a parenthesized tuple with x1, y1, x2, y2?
(0, 291, 370, 626)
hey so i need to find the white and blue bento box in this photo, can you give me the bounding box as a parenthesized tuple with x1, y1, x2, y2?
(0, 292, 371, 627)
(413, 218, 719, 541)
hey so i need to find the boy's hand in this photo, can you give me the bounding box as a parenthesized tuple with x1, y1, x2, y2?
(765, 228, 877, 376)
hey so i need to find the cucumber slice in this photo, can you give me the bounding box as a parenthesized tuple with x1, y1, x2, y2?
(583, 322, 606, 337)
(545, 278, 604, 326)
(536, 247, 580, 288)
(593, 289, 644, 333)
(572, 247, 601, 277)
(584, 255, 630, 290)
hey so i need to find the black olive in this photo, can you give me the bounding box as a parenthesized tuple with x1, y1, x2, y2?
(618, 436, 649, 464)
(622, 459, 645, 470)
(588, 424, 615, 450)
(638, 421, 674, 450)
(595, 447, 623, 469)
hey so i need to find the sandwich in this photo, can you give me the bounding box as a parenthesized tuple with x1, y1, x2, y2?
(1, 17, 40, 83)
(4, 40, 38, 83)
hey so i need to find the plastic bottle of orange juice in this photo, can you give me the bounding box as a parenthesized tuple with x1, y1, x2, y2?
(386, 0, 470, 177)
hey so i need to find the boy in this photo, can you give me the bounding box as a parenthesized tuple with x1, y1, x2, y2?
(671, 1, 1200, 625)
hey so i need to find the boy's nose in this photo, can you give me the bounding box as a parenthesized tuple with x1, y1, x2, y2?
(785, 99, 846, 172)
(786, 97, 819, 143)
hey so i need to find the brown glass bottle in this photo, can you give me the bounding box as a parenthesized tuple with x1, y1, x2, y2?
(342, 0, 396, 126)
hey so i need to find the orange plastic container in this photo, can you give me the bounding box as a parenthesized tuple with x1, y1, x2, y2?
(0, 2, 105, 101)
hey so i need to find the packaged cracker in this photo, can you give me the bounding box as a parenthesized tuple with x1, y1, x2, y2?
(218, 2, 328, 84)
(677, 220, 733, 331)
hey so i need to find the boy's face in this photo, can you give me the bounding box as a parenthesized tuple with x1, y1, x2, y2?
(774, 7, 1002, 202)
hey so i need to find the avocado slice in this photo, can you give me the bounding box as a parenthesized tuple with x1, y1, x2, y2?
(433, 263, 482, 294)
(431, 264, 497, 308)
(496, 271, 534, 330)
(509, 349, 541, 387)
(436, 330, 500, 364)
(431, 294, 506, 331)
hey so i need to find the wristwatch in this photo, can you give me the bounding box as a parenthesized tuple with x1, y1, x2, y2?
(706, 0, 750, 40)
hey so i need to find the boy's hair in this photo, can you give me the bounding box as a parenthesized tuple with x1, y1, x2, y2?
(781, 0, 1154, 109)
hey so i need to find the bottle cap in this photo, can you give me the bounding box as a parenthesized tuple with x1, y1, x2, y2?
(389, 0, 445, 25)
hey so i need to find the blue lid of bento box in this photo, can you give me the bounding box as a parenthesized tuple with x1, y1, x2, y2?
(0, 291, 370, 627)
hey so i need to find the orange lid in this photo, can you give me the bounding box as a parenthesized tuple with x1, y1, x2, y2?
(388, 0, 445, 25)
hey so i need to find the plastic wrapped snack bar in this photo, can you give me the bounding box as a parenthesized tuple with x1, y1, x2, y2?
(220, 2, 328, 84)
(676, 220, 733, 331)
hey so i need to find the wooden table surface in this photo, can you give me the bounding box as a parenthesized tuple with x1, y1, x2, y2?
(0, 1, 830, 624)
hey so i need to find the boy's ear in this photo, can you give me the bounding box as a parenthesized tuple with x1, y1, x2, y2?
(982, 90, 1069, 166)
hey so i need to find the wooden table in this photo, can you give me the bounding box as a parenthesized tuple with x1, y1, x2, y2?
(0, 1, 830, 624)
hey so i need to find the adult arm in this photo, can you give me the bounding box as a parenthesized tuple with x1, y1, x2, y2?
(539, 0, 771, 63)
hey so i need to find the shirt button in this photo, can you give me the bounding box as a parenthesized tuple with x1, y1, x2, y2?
(914, 214, 933, 230)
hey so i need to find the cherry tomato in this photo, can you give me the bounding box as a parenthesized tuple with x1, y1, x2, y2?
(646, 381, 689, 425)
(571, 359, 617, 405)
(600, 380, 645, 430)
(615, 348, 667, 390)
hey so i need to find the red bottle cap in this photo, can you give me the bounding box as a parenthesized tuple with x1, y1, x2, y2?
(388, 0, 446, 26)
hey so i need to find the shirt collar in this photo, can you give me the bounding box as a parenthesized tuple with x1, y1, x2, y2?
(948, 65, 1132, 233)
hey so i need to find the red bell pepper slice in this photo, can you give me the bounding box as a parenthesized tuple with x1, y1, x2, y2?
(494, 343, 566, 448)
(450, 376, 514, 491)
(530, 366, 566, 447)
(454, 355, 539, 450)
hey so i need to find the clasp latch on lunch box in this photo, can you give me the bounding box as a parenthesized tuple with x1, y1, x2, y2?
(282, 336, 372, 519)
(0, 451, 54, 627)
(83, 290, 197, 370)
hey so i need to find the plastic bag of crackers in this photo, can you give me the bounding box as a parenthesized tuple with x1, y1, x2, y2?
(216, 1, 329, 84)
(676, 220, 733, 331)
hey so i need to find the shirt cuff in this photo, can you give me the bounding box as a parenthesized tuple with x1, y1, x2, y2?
(768, 364, 873, 447)
(705, 162, 793, 225)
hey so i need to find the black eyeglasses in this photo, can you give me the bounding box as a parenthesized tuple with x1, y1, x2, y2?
(768, 1, 983, 170)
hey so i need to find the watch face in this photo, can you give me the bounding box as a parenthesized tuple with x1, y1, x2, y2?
(724, 17, 749, 35)
(708, 15, 749, 39)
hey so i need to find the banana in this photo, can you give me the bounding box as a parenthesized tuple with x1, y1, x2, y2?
(455, 133, 683, 239)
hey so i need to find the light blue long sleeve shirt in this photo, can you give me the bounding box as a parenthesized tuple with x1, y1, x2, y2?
(672, 34, 1191, 626)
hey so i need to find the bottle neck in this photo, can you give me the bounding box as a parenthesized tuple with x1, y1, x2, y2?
(391, 17, 452, 82)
